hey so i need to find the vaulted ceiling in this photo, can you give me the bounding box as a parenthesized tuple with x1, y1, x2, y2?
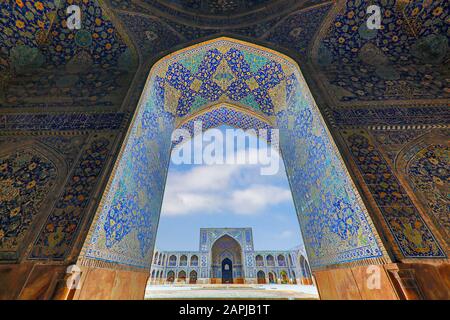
(157, 43, 293, 117)
(0, 0, 448, 127)
(0, 0, 136, 111)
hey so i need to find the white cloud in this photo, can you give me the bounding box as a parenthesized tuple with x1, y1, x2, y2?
(279, 230, 294, 239)
(161, 165, 292, 217)
(167, 165, 237, 192)
(229, 185, 292, 215)
(161, 128, 291, 217)
(162, 192, 222, 216)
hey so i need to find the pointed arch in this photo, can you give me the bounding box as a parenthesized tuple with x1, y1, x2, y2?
(166, 271, 175, 283)
(0, 139, 67, 261)
(178, 270, 187, 282)
(80, 36, 387, 276)
(180, 254, 188, 266)
(277, 254, 286, 267)
(395, 131, 449, 246)
(255, 254, 264, 267)
(168, 255, 177, 266)
(189, 270, 197, 284)
(257, 270, 266, 284)
(211, 234, 243, 284)
(190, 255, 199, 266)
(266, 255, 275, 267)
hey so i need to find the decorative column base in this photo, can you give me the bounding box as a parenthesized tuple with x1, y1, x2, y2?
(73, 266, 149, 300)
(313, 264, 399, 300)
(385, 262, 450, 300)
(313, 262, 450, 300)
(0, 263, 69, 300)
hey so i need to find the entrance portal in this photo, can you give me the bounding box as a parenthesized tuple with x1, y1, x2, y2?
(211, 235, 243, 284)
(76, 37, 399, 300)
(221, 258, 233, 284)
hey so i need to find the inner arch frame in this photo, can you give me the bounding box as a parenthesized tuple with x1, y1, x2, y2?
(78, 36, 390, 273)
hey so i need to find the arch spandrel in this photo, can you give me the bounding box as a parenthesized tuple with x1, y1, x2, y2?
(0, 141, 67, 261)
(172, 103, 276, 149)
(394, 132, 450, 248)
(79, 37, 389, 272)
(211, 235, 243, 265)
(149, 37, 296, 119)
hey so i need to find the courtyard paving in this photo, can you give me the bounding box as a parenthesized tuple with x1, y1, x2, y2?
(145, 284, 319, 300)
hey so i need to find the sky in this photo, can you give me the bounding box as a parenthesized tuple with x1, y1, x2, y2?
(154, 125, 304, 251)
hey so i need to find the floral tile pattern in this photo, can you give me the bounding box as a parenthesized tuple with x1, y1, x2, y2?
(0, 0, 135, 109)
(30, 134, 115, 260)
(0, 149, 57, 259)
(408, 144, 449, 246)
(81, 39, 385, 270)
(317, 0, 449, 102)
(341, 130, 445, 257)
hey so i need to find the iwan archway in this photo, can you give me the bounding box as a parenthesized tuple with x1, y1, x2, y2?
(73, 37, 399, 300)
(211, 235, 244, 284)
